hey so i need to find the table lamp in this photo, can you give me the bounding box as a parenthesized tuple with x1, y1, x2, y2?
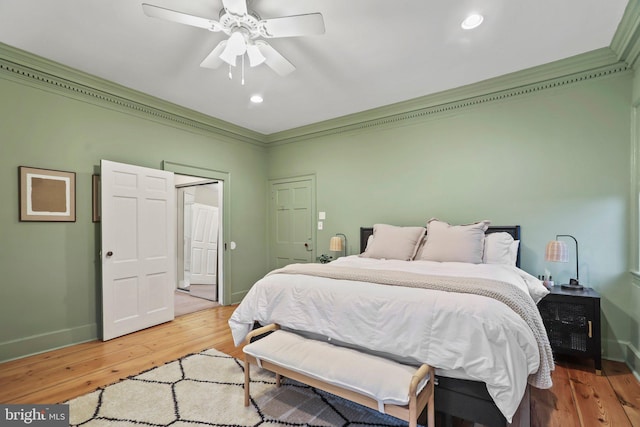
(545, 234, 583, 290)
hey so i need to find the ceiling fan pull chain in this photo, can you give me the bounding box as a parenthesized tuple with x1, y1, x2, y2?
(241, 54, 245, 85)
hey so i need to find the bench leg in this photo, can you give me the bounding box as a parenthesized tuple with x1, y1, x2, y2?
(244, 359, 250, 407)
(276, 373, 281, 387)
(411, 388, 434, 427)
(409, 394, 418, 427)
(427, 384, 435, 427)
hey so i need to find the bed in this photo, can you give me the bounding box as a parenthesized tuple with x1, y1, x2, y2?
(229, 221, 553, 427)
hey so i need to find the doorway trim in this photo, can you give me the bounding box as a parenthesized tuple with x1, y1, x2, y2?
(163, 161, 231, 305)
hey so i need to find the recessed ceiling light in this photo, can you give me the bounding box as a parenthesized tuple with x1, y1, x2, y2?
(461, 14, 484, 30)
(250, 95, 263, 104)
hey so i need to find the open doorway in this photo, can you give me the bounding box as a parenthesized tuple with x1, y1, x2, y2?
(175, 175, 222, 308)
(163, 161, 231, 306)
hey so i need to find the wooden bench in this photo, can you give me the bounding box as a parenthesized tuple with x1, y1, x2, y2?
(243, 324, 434, 427)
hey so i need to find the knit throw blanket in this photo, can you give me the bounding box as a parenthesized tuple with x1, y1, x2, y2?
(268, 263, 554, 389)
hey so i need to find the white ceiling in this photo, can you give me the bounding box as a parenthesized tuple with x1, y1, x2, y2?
(0, 0, 629, 135)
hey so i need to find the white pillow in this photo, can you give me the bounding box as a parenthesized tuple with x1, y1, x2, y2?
(510, 240, 520, 265)
(520, 270, 549, 303)
(360, 224, 426, 261)
(365, 235, 374, 251)
(418, 219, 490, 263)
(483, 232, 518, 266)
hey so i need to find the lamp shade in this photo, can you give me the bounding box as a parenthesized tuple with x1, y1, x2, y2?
(329, 236, 343, 252)
(545, 240, 569, 263)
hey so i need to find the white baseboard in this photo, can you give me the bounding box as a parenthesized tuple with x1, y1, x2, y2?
(603, 338, 627, 361)
(603, 338, 640, 381)
(0, 323, 97, 363)
(625, 340, 640, 382)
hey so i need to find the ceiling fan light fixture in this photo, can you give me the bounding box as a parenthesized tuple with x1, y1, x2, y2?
(229, 31, 248, 54)
(220, 30, 247, 66)
(250, 94, 263, 103)
(461, 13, 484, 30)
(219, 47, 237, 66)
(246, 44, 266, 67)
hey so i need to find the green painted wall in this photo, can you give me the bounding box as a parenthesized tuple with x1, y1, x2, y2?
(267, 73, 633, 361)
(627, 65, 640, 376)
(0, 42, 637, 374)
(0, 74, 268, 361)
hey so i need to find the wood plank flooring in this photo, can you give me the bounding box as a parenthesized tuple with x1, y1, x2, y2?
(1, 305, 639, 427)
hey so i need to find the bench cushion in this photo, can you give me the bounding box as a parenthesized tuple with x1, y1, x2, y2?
(243, 330, 429, 408)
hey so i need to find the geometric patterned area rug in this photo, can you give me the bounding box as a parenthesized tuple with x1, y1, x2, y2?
(66, 348, 411, 426)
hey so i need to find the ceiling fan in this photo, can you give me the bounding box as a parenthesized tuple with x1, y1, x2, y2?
(142, 0, 325, 79)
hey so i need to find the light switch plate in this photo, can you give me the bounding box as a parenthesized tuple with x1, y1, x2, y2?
(318, 221, 323, 230)
(319, 211, 326, 220)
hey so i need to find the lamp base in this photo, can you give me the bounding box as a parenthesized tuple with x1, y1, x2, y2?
(561, 279, 583, 291)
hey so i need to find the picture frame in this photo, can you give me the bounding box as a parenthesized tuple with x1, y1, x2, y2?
(92, 174, 101, 222)
(19, 166, 76, 222)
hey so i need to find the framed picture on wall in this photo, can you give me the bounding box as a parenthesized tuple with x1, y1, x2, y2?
(19, 166, 76, 222)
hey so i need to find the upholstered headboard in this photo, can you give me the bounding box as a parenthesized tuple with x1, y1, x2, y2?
(359, 225, 521, 267)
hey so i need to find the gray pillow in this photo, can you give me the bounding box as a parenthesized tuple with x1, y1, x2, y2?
(360, 224, 426, 261)
(418, 219, 490, 263)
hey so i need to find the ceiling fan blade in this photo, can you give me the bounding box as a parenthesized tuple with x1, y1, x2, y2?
(200, 41, 228, 69)
(221, 0, 247, 16)
(256, 41, 295, 76)
(260, 13, 325, 38)
(142, 3, 219, 30)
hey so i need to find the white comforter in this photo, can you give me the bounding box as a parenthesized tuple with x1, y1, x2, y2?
(229, 256, 550, 422)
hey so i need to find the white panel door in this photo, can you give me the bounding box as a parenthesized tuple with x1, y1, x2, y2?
(181, 191, 195, 289)
(190, 203, 218, 285)
(101, 160, 176, 341)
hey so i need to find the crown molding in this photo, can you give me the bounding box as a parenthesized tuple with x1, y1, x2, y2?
(611, 0, 640, 68)
(266, 48, 629, 145)
(0, 41, 631, 149)
(0, 43, 265, 147)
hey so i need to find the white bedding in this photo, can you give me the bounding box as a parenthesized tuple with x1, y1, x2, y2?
(229, 255, 551, 422)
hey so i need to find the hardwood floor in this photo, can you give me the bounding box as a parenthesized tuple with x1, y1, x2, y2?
(174, 290, 219, 317)
(1, 305, 639, 427)
(0, 305, 242, 405)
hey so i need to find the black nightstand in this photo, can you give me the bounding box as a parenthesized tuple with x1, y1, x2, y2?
(537, 286, 602, 374)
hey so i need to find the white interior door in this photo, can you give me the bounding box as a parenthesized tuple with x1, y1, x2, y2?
(181, 191, 195, 289)
(101, 160, 176, 341)
(190, 203, 218, 285)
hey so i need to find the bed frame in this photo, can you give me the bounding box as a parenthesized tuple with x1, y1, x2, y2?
(359, 225, 528, 427)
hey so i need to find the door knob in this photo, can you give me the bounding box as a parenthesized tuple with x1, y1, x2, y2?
(106, 251, 113, 257)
